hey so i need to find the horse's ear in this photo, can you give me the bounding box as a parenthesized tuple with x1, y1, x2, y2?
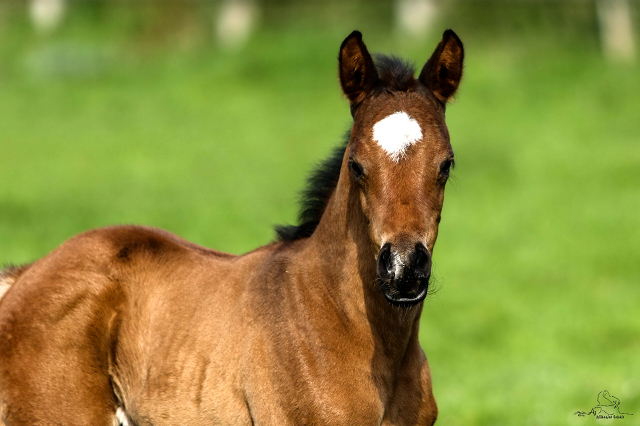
(419, 29, 464, 104)
(339, 31, 379, 110)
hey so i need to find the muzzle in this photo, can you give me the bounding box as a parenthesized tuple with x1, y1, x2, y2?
(376, 241, 431, 307)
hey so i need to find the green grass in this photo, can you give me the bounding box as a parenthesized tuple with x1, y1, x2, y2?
(1, 8, 639, 426)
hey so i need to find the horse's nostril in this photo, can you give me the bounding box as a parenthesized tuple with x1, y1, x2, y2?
(377, 243, 394, 280)
(412, 243, 431, 273)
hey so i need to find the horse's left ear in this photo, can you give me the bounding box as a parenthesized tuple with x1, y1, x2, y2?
(419, 29, 464, 104)
(339, 31, 379, 111)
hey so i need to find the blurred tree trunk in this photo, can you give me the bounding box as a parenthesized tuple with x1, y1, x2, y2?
(30, 0, 66, 34)
(216, 0, 258, 50)
(395, 0, 438, 38)
(596, 0, 636, 61)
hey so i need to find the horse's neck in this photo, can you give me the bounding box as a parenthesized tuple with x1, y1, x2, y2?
(305, 171, 422, 365)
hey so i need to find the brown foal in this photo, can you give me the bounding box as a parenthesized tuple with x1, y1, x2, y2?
(0, 30, 464, 425)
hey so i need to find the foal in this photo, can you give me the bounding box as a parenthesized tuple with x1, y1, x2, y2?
(0, 30, 463, 425)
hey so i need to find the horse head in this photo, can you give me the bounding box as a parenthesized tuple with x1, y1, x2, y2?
(338, 30, 464, 307)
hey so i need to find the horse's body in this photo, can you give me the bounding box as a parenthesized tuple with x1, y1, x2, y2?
(0, 30, 464, 425)
(0, 223, 432, 425)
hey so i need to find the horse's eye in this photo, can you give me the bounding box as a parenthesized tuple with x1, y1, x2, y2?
(440, 159, 454, 178)
(349, 159, 364, 179)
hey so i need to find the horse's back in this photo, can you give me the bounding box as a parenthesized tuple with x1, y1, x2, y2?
(0, 225, 251, 425)
(0, 224, 236, 322)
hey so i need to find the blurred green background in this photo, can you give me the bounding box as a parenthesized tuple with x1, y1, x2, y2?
(1, 0, 639, 424)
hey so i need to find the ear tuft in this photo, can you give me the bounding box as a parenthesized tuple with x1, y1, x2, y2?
(419, 29, 464, 104)
(339, 31, 379, 111)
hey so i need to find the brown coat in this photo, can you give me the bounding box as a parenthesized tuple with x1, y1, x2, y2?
(0, 29, 464, 426)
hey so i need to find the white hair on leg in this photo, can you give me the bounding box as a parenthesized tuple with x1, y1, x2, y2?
(115, 407, 132, 426)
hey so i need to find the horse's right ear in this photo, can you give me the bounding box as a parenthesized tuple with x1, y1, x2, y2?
(339, 31, 379, 111)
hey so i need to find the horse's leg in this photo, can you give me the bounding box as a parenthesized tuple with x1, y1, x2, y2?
(0, 273, 122, 425)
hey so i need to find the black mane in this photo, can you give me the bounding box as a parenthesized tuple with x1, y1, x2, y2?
(274, 55, 416, 242)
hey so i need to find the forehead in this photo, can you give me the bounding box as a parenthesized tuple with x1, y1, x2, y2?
(353, 93, 450, 159)
(372, 111, 422, 162)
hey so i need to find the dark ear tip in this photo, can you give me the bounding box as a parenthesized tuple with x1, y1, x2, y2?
(348, 30, 363, 40)
(340, 30, 362, 50)
(442, 29, 462, 45)
(341, 30, 363, 48)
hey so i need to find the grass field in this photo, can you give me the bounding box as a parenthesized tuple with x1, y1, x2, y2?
(1, 5, 639, 425)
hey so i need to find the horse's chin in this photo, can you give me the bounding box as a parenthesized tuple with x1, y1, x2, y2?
(379, 277, 429, 308)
